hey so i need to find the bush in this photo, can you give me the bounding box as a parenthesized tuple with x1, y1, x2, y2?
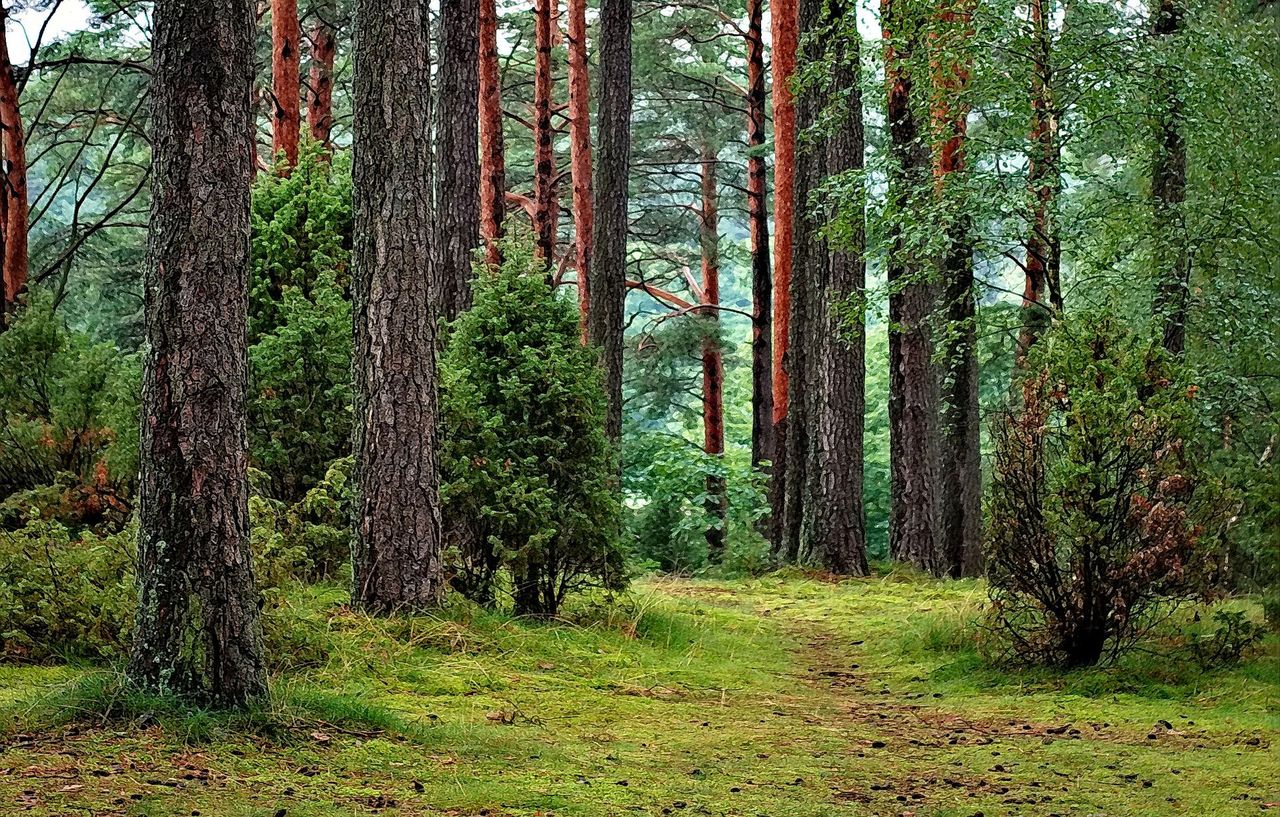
(985, 315, 1224, 667)
(440, 241, 625, 616)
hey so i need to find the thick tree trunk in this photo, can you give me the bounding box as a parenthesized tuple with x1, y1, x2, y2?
(0, 11, 28, 321)
(351, 0, 445, 613)
(588, 0, 632, 445)
(436, 0, 482, 321)
(567, 0, 593, 339)
(271, 0, 302, 167)
(699, 145, 727, 562)
(746, 0, 773, 471)
(478, 0, 506, 267)
(532, 0, 558, 268)
(306, 0, 337, 150)
(768, 0, 798, 554)
(127, 0, 266, 708)
(1018, 0, 1062, 365)
(932, 1, 981, 578)
(1151, 0, 1188, 355)
(796, 11, 868, 576)
(883, 0, 942, 576)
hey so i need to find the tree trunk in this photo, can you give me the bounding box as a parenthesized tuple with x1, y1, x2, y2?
(932, 0, 981, 578)
(746, 0, 772, 472)
(271, 0, 302, 167)
(532, 0, 558, 268)
(306, 0, 337, 151)
(351, 0, 445, 613)
(883, 0, 942, 576)
(1151, 0, 1188, 355)
(127, 0, 266, 708)
(1018, 0, 1062, 366)
(0, 10, 28, 321)
(768, 0, 798, 555)
(796, 8, 868, 576)
(699, 144, 727, 562)
(436, 0, 482, 321)
(588, 0, 632, 445)
(567, 0, 593, 340)
(478, 0, 506, 267)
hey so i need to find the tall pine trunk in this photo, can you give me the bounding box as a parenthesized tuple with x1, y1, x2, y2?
(1151, 0, 1188, 355)
(306, 0, 337, 151)
(478, 0, 506, 267)
(351, 0, 445, 613)
(532, 0, 558, 268)
(699, 144, 727, 562)
(436, 0, 482, 320)
(883, 0, 942, 576)
(271, 0, 302, 167)
(746, 0, 773, 471)
(932, 0, 981, 578)
(588, 0, 632, 445)
(796, 8, 868, 576)
(567, 0, 594, 339)
(0, 10, 28, 323)
(127, 0, 266, 707)
(768, 0, 798, 555)
(1018, 0, 1062, 365)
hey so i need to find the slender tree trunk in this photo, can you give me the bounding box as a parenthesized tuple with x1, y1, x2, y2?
(0, 11, 28, 320)
(883, 0, 942, 576)
(478, 0, 506, 267)
(306, 0, 337, 151)
(532, 0, 558, 268)
(768, 0, 798, 555)
(436, 0, 482, 321)
(699, 145, 727, 562)
(271, 0, 302, 167)
(567, 0, 593, 339)
(932, 0, 981, 578)
(746, 0, 773, 472)
(127, 0, 266, 707)
(1018, 0, 1062, 365)
(1151, 0, 1188, 355)
(588, 0, 632, 445)
(351, 0, 445, 613)
(796, 9, 868, 576)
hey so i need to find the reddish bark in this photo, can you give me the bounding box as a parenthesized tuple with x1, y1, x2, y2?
(567, 0, 593, 340)
(0, 10, 27, 322)
(699, 146, 727, 561)
(306, 0, 337, 151)
(747, 0, 773, 470)
(271, 0, 302, 167)
(770, 0, 797, 431)
(479, 0, 506, 267)
(532, 0, 558, 268)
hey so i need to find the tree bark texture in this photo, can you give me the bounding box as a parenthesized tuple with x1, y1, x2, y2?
(588, 0, 632, 445)
(351, 0, 446, 613)
(306, 0, 337, 150)
(436, 0, 482, 320)
(478, 0, 506, 267)
(883, 0, 943, 576)
(271, 0, 302, 166)
(532, 0, 558, 268)
(567, 0, 594, 339)
(1151, 0, 1189, 355)
(746, 0, 773, 472)
(699, 145, 727, 562)
(0, 9, 28, 323)
(127, 0, 267, 707)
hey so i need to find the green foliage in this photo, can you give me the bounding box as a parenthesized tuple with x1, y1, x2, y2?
(440, 241, 625, 616)
(1189, 609, 1265, 668)
(249, 458, 355, 587)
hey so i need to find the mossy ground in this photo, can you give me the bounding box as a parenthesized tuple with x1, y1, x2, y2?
(0, 571, 1276, 816)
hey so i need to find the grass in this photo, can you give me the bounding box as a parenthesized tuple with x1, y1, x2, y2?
(0, 573, 1275, 816)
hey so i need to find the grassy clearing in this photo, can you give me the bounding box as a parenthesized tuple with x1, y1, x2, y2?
(0, 573, 1275, 816)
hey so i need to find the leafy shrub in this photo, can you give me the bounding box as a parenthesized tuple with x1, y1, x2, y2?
(249, 458, 354, 586)
(440, 241, 625, 617)
(1188, 609, 1264, 668)
(985, 315, 1225, 667)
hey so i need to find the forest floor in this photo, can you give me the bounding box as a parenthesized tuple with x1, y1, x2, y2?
(0, 572, 1276, 816)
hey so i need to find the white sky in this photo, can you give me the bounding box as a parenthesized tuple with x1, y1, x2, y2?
(7, 0, 92, 64)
